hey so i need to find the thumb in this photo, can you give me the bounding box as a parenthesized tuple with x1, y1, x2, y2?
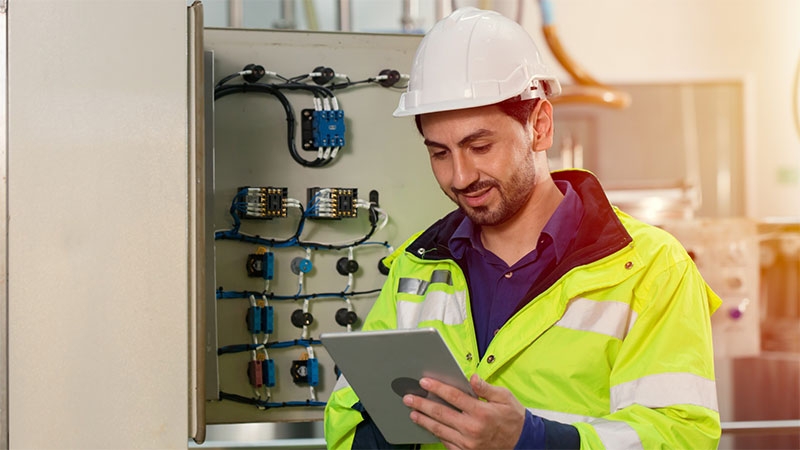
(470, 374, 508, 403)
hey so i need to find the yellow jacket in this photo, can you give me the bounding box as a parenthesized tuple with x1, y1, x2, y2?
(325, 170, 722, 449)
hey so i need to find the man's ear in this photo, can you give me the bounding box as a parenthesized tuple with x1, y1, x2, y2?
(530, 99, 553, 152)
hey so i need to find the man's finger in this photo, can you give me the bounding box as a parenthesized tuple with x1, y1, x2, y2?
(469, 374, 513, 404)
(419, 377, 480, 413)
(408, 409, 463, 448)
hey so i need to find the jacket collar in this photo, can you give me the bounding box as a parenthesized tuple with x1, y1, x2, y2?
(405, 169, 632, 270)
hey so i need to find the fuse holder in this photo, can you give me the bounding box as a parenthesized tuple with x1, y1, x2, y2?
(246, 306, 274, 334)
(248, 360, 264, 388)
(264, 359, 276, 387)
(248, 359, 276, 388)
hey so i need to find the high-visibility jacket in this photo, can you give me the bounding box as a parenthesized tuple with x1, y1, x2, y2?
(324, 170, 722, 449)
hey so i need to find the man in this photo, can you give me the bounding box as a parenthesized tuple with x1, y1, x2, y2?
(325, 7, 721, 450)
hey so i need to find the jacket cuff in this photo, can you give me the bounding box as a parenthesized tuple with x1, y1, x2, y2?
(515, 411, 581, 450)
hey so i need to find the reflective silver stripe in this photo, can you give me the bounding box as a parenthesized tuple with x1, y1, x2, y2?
(527, 408, 595, 424)
(397, 270, 453, 296)
(529, 409, 644, 449)
(398, 277, 428, 296)
(611, 372, 719, 412)
(396, 290, 467, 328)
(555, 298, 637, 340)
(332, 374, 350, 392)
(589, 419, 644, 450)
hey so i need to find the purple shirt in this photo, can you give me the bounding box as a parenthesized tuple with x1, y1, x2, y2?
(448, 180, 584, 448)
(448, 180, 584, 358)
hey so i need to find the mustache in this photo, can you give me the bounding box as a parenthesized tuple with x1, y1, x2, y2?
(451, 180, 498, 196)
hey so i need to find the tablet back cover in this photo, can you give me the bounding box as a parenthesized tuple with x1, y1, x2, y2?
(322, 328, 474, 444)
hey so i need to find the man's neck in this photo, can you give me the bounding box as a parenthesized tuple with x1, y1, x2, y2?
(479, 178, 564, 266)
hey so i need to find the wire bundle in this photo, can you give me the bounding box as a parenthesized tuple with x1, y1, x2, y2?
(213, 64, 407, 167)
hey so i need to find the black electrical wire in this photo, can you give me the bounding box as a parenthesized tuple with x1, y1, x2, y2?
(273, 82, 335, 99)
(327, 78, 377, 91)
(215, 72, 244, 90)
(216, 288, 383, 301)
(214, 82, 329, 168)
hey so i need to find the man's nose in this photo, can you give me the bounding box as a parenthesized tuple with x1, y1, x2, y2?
(451, 152, 479, 190)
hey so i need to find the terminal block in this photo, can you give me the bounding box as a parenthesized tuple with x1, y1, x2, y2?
(301, 108, 346, 150)
(246, 305, 274, 334)
(247, 359, 276, 388)
(306, 187, 357, 219)
(237, 186, 288, 220)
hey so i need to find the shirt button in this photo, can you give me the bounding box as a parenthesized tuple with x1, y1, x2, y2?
(504, 272, 513, 279)
(486, 355, 495, 364)
(466, 353, 473, 361)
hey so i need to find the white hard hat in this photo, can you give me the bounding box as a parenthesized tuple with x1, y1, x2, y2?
(394, 7, 561, 117)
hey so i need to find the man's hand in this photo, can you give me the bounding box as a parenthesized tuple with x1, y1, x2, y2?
(403, 374, 526, 450)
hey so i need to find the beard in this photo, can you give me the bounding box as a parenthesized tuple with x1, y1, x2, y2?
(446, 165, 537, 227)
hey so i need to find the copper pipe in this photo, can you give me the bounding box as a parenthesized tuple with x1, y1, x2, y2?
(542, 23, 631, 109)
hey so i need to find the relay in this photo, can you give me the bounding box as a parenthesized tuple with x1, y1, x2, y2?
(237, 186, 288, 220)
(306, 187, 357, 219)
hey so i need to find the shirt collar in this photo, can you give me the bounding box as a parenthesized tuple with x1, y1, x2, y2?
(449, 213, 479, 260)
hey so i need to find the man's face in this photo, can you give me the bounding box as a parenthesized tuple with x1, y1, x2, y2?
(420, 105, 538, 227)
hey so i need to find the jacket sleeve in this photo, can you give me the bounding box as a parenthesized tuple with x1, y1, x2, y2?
(324, 375, 365, 450)
(572, 257, 722, 449)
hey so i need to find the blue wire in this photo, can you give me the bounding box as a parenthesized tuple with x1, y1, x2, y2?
(217, 339, 322, 355)
(540, 0, 555, 26)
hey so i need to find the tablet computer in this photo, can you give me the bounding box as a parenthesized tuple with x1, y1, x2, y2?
(321, 327, 476, 444)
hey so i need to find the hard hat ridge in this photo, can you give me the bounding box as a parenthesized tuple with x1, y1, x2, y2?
(393, 7, 561, 117)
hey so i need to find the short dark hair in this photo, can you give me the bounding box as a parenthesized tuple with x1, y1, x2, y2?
(413, 96, 539, 135)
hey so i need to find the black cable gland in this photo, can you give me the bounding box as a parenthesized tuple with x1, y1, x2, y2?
(336, 257, 359, 276)
(378, 257, 390, 276)
(312, 66, 335, 85)
(378, 69, 401, 87)
(243, 64, 266, 83)
(335, 308, 358, 327)
(291, 309, 314, 328)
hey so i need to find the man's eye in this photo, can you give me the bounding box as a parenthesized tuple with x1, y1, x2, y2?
(472, 144, 491, 153)
(431, 150, 448, 159)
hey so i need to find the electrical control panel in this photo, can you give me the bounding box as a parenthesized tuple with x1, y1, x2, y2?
(204, 28, 455, 426)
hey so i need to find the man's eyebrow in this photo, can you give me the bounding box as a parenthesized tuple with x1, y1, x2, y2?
(423, 129, 494, 150)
